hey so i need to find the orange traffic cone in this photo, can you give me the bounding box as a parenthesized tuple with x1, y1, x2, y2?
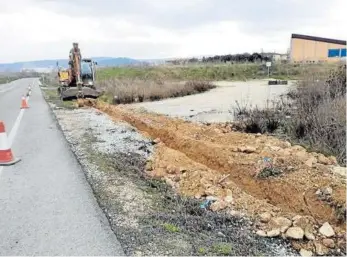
(20, 96, 29, 109)
(0, 121, 21, 166)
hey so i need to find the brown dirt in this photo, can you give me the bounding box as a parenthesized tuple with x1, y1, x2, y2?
(83, 99, 346, 231)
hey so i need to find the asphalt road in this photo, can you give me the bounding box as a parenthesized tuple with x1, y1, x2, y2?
(0, 78, 124, 255)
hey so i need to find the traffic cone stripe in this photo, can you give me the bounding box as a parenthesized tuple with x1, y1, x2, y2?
(0, 121, 20, 166)
(0, 122, 5, 133)
(0, 149, 14, 163)
(21, 96, 29, 109)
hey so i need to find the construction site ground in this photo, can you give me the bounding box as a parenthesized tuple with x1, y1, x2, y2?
(44, 86, 346, 256)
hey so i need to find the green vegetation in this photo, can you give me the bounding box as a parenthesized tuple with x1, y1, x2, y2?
(94, 63, 339, 104)
(212, 243, 233, 255)
(96, 63, 338, 81)
(41, 87, 76, 109)
(0, 77, 18, 84)
(162, 223, 180, 233)
(0, 71, 41, 85)
(198, 247, 207, 255)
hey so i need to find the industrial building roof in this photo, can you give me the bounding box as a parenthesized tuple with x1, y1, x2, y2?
(291, 34, 346, 45)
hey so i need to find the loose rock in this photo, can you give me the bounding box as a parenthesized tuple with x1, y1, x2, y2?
(267, 229, 280, 237)
(224, 195, 233, 204)
(304, 229, 315, 241)
(304, 158, 314, 168)
(317, 154, 331, 165)
(322, 238, 335, 248)
(314, 242, 329, 256)
(153, 138, 161, 144)
(206, 196, 219, 201)
(300, 249, 313, 257)
(328, 156, 338, 165)
(239, 146, 257, 153)
(292, 215, 302, 221)
(321, 187, 333, 196)
(319, 222, 335, 237)
(259, 212, 272, 223)
(284, 141, 291, 148)
(210, 200, 228, 211)
(256, 230, 267, 237)
(269, 217, 292, 233)
(285, 227, 304, 239)
(293, 216, 315, 231)
(331, 166, 346, 178)
(296, 151, 308, 161)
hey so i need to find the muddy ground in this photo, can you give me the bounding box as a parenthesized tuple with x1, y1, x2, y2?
(49, 104, 297, 256)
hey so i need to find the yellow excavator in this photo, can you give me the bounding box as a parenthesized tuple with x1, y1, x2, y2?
(57, 43, 101, 100)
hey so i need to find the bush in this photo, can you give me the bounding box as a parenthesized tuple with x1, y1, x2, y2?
(98, 78, 216, 104)
(233, 64, 346, 165)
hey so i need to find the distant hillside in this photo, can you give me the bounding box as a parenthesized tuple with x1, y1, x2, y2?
(0, 57, 141, 72)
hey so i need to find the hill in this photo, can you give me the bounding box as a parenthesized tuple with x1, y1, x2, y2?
(0, 57, 141, 72)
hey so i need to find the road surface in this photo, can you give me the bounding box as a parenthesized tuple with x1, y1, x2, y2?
(131, 79, 295, 123)
(0, 79, 124, 255)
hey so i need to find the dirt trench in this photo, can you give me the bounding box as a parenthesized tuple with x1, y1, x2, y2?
(84, 100, 346, 227)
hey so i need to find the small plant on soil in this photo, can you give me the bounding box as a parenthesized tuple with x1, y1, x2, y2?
(162, 223, 180, 233)
(212, 243, 233, 255)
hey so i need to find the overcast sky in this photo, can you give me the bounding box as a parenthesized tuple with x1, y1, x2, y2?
(0, 0, 346, 63)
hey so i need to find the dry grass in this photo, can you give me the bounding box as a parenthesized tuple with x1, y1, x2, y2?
(98, 78, 216, 104)
(234, 64, 346, 165)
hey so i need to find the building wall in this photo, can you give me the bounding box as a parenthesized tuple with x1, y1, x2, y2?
(290, 38, 346, 63)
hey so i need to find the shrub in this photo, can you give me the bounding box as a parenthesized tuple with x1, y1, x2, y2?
(233, 64, 346, 165)
(98, 78, 216, 104)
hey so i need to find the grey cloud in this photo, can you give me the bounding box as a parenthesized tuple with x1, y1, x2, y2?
(36, 0, 332, 35)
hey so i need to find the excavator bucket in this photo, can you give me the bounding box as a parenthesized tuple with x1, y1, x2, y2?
(60, 87, 102, 101)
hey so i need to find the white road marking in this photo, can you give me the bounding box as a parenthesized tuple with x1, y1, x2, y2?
(0, 95, 30, 177)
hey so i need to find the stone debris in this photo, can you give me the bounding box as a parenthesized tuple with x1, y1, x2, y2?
(328, 156, 338, 165)
(153, 138, 161, 144)
(321, 187, 333, 196)
(259, 212, 272, 223)
(269, 217, 292, 233)
(238, 146, 257, 153)
(304, 230, 315, 241)
(322, 238, 335, 248)
(300, 249, 313, 257)
(267, 229, 281, 237)
(331, 166, 346, 178)
(317, 154, 331, 165)
(292, 215, 302, 221)
(319, 222, 335, 238)
(285, 227, 304, 240)
(314, 242, 329, 256)
(256, 230, 267, 237)
(293, 216, 315, 231)
(210, 200, 228, 211)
